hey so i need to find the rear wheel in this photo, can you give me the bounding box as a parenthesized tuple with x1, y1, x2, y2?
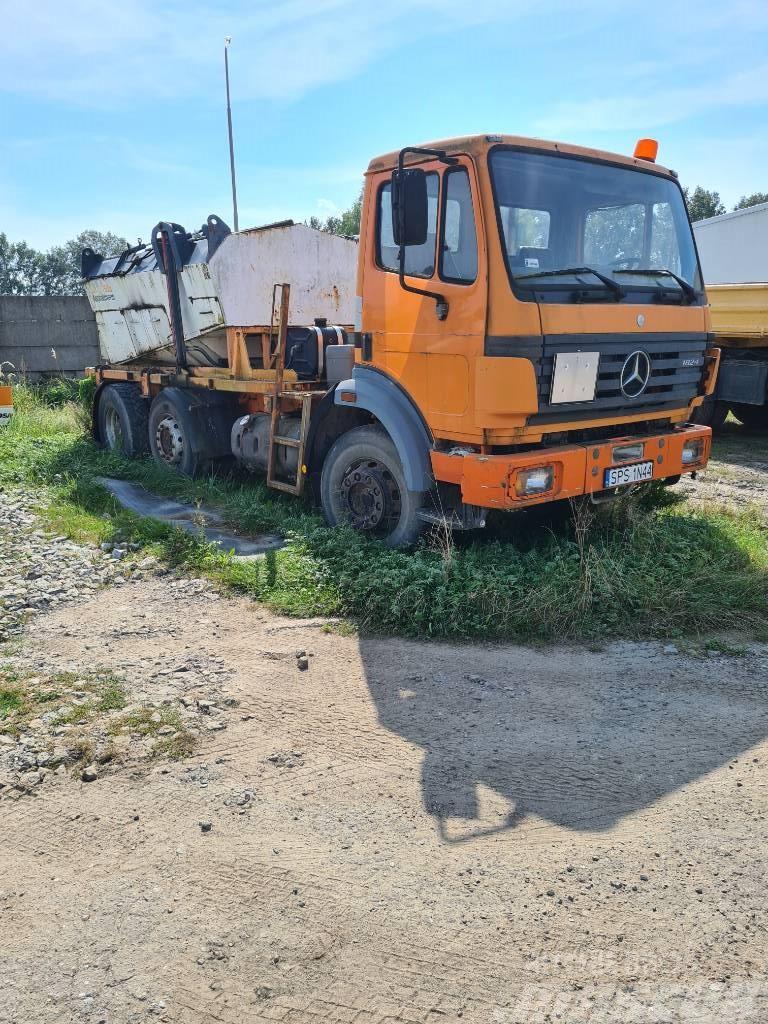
(731, 402, 768, 432)
(148, 389, 204, 476)
(320, 426, 427, 548)
(97, 383, 149, 458)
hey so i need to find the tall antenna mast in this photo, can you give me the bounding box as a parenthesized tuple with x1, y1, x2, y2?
(224, 37, 239, 232)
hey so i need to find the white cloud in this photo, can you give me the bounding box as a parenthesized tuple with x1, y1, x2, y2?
(669, 134, 768, 209)
(0, 0, 521, 106)
(315, 197, 341, 217)
(535, 63, 768, 136)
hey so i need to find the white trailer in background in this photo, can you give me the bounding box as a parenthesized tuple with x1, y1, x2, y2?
(694, 203, 768, 285)
(693, 203, 768, 430)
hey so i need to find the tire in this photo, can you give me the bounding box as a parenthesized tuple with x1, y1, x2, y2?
(148, 389, 206, 477)
(320, 425, 427, 548)
(731, 402, 768, 432)
(97, 383, 149, 458)
(691, 397, 729, 431)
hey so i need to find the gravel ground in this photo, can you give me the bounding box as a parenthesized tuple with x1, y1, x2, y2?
(678, 424, 768, 515)
(2, 472, 768, 1024)
(0, 487, 239, 794)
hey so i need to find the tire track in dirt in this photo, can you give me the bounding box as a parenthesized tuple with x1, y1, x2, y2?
(3, 532, 768, 1022)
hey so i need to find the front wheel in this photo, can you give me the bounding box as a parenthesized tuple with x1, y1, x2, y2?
(320, 426, 427, 548)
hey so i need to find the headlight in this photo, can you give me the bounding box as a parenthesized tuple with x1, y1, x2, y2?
(682, 439, 704, 465)
(515, 466, 555, 496)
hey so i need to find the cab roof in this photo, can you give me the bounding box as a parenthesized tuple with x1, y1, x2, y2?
(366, 134, 676, 178)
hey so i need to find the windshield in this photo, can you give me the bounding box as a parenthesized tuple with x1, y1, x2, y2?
(489, 148, 702, 303)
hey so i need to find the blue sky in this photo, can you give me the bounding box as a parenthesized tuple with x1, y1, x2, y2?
(2, 0, 767, 249)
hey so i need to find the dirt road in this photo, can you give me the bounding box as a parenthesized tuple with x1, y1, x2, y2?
(2, 472, 768, 1022)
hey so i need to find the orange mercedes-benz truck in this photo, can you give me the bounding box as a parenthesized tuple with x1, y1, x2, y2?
(86, 134, 719, 546)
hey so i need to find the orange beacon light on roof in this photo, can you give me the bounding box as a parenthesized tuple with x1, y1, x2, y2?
(633, 138, 659, 162)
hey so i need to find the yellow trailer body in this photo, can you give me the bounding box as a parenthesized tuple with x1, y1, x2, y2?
(707, 283, 768, 342)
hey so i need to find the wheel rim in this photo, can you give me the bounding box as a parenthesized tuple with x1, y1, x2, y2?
(338, 458, 401, 535)
(104, 407, 124, 451)
(155, 415, 185, 466)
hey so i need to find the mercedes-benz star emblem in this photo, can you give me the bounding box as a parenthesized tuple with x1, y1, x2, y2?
(620, 350, 652, 399)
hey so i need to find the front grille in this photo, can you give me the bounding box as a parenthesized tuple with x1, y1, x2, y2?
(533, 332, 708, 424)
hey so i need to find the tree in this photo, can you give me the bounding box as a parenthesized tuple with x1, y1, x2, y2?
(681, 186, 725, 222)
(307, 189, 363, 238)
(0, 229, 127, 296)
(48, 230, 128, 295)
(0, 233, 46, 295)
(733, 192, 768, 211)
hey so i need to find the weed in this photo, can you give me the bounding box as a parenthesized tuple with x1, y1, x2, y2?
(0, 666, 127, 734)
(704, 638, 748, 657)
(152, 732, 197, 760)
(2, 389, 768, 643)
(67, 738, 95, 769)
(31, 689, 63, 704)
(0, 688, 24, 717)
(94, 676, 128, 712)
(109, 705, 196, 760)
(49, 674, 126, 726)
(110, 706, 184, 738)
(322, 620, 358, 637)
(51, 702, 94, 727)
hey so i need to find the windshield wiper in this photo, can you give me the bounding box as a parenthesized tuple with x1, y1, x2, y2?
(514, 266, 626, 299)
(613, 268, 698, 303)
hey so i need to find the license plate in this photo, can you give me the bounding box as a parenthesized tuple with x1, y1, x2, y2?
(604, 461, 654, 487)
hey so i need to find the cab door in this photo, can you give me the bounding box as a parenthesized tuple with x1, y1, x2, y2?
(361, 156, 487, 442)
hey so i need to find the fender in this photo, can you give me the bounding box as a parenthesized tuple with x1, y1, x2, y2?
(333, 365, 434, 492)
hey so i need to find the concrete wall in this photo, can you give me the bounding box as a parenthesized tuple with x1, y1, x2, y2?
(0, 296, 99, 378)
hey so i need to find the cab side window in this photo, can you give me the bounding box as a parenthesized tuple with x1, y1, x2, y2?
(439, 168, 478, 284)
(377, 172, 439, 277)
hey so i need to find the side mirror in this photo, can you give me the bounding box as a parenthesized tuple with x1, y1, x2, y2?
(391, 167, 428, 247)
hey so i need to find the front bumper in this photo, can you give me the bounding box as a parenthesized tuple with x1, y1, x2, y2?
(430, 423, 712, 510)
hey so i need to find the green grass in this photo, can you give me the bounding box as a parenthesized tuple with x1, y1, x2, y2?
(108, 705, 196, 760)
(704, 637, 749, 657)
(2, 381, 768, 643)
(0, 662, 127, 735)
(109, 705, 185, 737)
(48, 674, 128, 726)
(0, 688, 24, 716)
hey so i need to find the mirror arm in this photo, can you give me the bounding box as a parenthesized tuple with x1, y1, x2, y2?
(395, 146, 458, 321)
(397, 146, 459, 175)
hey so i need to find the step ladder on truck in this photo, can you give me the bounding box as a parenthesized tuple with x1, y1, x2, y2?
(83, 134, 719, 547)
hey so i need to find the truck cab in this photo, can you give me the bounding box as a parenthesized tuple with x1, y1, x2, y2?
(334, 134, 716, 530)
